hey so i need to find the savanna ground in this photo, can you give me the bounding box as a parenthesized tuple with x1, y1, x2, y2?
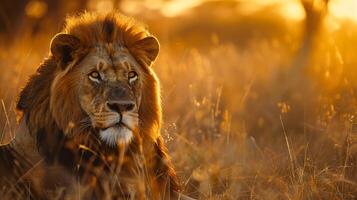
(1, 0, 357, 199)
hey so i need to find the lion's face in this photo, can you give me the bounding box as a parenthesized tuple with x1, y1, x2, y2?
(48, 31, 160, 147)
(77, 44, 143, 146)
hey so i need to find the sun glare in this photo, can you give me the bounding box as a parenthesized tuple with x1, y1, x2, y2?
(120, 0, 202, 17)
(159, 0, 202, 17)
(120, 0, 357, 23)
(329, 0, 357, 22)
(278, 1, 305, 21)
(239, 0, 305, 21)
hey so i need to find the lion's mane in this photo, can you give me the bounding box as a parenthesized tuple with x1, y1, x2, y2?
(14, 12, 179, 199)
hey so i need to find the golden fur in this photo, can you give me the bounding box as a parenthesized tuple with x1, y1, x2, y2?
(10, 12, 183, 199)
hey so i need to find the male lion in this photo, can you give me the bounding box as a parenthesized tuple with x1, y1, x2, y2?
(0, 12, 192, 200)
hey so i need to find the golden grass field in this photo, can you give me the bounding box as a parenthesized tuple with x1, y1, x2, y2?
(1, 0, 357, 199)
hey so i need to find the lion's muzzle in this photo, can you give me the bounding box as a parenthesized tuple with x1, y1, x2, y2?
(90, 100, 138, 146)
(92, 112, 122, 129)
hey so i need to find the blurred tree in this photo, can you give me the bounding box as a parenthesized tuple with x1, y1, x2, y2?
(292, 0, 329, 71)
(273, 0, 330, 139)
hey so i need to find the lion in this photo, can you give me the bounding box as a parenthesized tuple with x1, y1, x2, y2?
(0, 12, 193, 200)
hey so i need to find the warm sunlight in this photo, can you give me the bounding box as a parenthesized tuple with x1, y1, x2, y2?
(329, 0, 357, 22)
(159, 0, 202, 17)
(122, 0, 306, 20)
(120, 0, 202, 17)
(1, 0, 357, 199)
(123, 0, 357, 23)
(239, 0, 305, 20)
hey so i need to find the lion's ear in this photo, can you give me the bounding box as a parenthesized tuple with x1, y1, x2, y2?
(50, 33, 81, 69)
(131, 36, 160, 67)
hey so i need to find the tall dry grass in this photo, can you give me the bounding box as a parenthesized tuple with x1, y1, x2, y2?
(1, 1, 357, 199)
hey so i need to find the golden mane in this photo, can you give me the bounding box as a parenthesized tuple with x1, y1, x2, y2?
(12, 12, 182, 199)
(62, 12, 158, 68)
(64, 12, 148, 47)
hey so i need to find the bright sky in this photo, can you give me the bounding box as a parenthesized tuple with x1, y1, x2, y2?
(329, 0, 357, 22)
(119, 0, 357, 22)
(238, 0, 305, 21)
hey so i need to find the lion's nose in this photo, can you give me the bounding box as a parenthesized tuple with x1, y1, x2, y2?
(106, 101, 135, 113)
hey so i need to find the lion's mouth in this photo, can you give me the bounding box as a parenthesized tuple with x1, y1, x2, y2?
(100, 114, 132, 132)
(95, 112, 138, 146)
(100, 121, 121, 131)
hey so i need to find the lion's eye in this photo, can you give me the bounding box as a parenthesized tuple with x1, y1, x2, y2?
(88, 71, 101, 83)
(128, 71, 138, 84)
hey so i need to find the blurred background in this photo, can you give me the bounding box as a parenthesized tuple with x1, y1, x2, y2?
(1, 0, 357, 199)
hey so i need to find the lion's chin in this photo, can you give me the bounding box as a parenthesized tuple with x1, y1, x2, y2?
(99, 126, 133, 147)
